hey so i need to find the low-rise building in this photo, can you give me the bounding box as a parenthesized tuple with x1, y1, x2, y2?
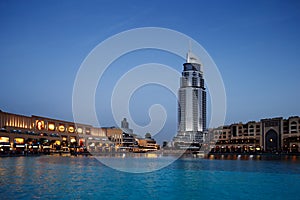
(0, 110, 108, 154)
(209, 116, 300, 153)
(0, 109, 161, 154)
(136, 137, 160, 152)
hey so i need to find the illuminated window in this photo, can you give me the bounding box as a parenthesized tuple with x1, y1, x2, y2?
(48, 123, 55, 131)
(58, 125, 65, 132)
(14, 138, 24, 144)
(68, 126, 75, 133)
(77, 128, 83, 134)
(0, 137, 9, 143)
(70, 137, 76, 143)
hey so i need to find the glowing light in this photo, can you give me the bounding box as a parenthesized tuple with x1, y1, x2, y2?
(14, 138, 24, 144)
(147, 153, 158, 158)
(58, 125, 65, 132)
(48, 123, 55, 131)
(77, 128, 83, 134)
(0, 137, 9, 143)
(68, 126, 75, 133)
(36, 120, 45, 130)
(70, 138, 76, 143)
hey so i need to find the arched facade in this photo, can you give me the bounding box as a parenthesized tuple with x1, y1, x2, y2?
(265, 129, 278, 152)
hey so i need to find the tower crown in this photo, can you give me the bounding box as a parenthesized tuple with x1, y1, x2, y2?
(186, 51, 202, 65)
(185, 51, 203, 73)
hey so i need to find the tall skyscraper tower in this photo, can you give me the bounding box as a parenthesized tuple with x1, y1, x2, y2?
(173, 51, 206, 148)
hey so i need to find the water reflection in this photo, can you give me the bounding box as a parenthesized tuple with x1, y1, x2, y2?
(206, 154, 300, 162)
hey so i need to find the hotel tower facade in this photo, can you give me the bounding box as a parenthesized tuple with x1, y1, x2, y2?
(173, 51, 206, 148)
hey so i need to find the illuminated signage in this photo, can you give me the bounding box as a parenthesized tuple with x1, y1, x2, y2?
(48, 123, 55, 131)
(58, 125, 65, 132)
(68, 126, 75, 133)
(36, 120, 45, 130)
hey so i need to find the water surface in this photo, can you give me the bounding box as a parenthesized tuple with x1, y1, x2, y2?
(0, 156, 299, 199)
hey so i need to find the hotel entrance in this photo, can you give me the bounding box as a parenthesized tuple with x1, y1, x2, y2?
(265, 130, 278, 152)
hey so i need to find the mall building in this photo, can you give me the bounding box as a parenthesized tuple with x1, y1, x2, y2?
(209, 116, 300, 153)
(0, 110, 159, 154)
(0, 109, 106, 154)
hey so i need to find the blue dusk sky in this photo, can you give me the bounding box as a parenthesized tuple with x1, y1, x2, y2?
(0, 0, 300, 142)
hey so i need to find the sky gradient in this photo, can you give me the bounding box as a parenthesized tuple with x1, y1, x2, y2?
(0, 0, 300, 141)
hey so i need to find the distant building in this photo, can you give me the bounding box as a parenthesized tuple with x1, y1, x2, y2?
(121, 118, 129, 129)
(121, 131, 137, 151)
(173, 51, 206, 149)
(136, 137, 160, 152)
(209, 116, 300, 153)
(104, 127, 123, 146)
(120, 118, 133, 134)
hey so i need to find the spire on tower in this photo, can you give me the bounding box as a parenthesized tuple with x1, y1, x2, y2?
(186, 40, 202, 65)
(186, 51, 202, 65)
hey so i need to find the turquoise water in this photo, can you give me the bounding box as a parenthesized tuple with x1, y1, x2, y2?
(0, 156, 300, 199)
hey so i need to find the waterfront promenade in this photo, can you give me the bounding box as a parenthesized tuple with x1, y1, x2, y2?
(2, 149, 300, 161)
